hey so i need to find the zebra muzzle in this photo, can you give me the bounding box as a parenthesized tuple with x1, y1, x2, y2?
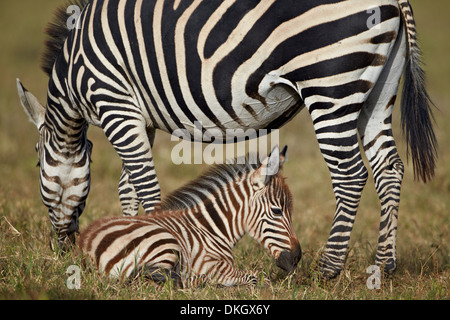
(276, 244, 301, 273)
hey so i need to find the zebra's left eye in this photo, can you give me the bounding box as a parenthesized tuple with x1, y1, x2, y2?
(271, 207, 283, 216)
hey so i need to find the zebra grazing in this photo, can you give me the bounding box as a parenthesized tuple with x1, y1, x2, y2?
(18, 0, 437, 278)
(78, 146, 301, 287)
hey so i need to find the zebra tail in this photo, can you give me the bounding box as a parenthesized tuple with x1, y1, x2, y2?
(398, 0, 437, 182)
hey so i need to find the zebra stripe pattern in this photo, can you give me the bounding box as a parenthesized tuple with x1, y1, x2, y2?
(79, 147, 301, 287)
(18, 0, 436, 278)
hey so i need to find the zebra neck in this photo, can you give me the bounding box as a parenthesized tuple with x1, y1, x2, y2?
(44, 90, 88, 153)
(184, 179, 249, 248)
(43, 113, 89, 167)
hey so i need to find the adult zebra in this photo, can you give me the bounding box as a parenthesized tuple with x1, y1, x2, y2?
(79, 146, 301, 287)
(17, 0, 436, 278)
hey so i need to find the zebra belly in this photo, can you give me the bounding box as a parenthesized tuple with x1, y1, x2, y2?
(157, 78, 302, 142)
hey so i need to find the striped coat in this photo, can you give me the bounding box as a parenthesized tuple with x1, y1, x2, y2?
(79, 146, 301, 287)
(18, 0, 436, 279)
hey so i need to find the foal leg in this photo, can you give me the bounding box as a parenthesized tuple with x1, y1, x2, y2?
(136, 266, 183, 288)
(191, 260, 258, 287)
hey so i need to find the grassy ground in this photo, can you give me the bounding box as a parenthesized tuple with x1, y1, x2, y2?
(0, 0, 448, 300)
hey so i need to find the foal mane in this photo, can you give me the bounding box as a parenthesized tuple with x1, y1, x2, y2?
(157, 155, 263, 211)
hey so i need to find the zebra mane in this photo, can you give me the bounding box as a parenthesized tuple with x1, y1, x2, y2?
(158, 154, 265, 211)
(41, 0, 89, 76)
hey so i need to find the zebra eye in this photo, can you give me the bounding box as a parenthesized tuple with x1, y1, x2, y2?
(35, 143, 40, 167)
(271, 207, 283, 216)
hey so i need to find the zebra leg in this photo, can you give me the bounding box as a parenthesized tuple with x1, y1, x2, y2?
(358, 26, 406, 274)
(218, 269, 259, 287)
(134, 265, 183, 288)
(360, 123, 404, 275)
(303, 98, 368, 279)
(100, 108, 161, 213)
(187, 259, 258, 287)
(118, 165, 140, 216)
(209, 260, 258, 287)
(118, 128, 156, 216)
(319, 132, 368, 279)
(188, 272, 258, 287)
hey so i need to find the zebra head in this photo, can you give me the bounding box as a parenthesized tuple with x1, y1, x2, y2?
(17, 79, 92, 251)
(246, 145, 301, 274)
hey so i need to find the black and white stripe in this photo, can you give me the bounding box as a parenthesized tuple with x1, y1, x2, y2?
(18, 0, 436, 277)
(79, 147, 301, 287)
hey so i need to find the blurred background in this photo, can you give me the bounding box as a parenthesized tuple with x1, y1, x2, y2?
(0, 0, 448, 291)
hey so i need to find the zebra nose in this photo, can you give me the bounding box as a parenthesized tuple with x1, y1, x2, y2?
(276, 244, 301, 273)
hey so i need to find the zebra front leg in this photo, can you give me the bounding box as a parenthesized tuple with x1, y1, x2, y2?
(216, 269, 259, 287)
(195, 260, 259, 287)
(118, 165, 140, 216)
(187, 272, 258, 288)
(118, 128, 156, 216)
(100, 109, 161, 213)
(133, 265, 183, 288)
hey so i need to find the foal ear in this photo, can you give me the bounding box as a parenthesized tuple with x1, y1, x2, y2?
(250, 145, 283, 189)
(279, 145, 288, 167)
(17, 78, 46, 130)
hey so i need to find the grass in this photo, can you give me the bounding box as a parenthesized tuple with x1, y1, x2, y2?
(0, 0, 448, 300)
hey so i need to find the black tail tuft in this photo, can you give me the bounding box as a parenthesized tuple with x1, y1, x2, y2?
(401, 49, 438, 183)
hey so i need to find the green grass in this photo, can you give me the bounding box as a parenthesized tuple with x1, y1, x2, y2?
(0, 0, 448, 300)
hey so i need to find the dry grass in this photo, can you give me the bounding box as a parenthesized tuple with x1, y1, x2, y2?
(0, 0, 448, 300)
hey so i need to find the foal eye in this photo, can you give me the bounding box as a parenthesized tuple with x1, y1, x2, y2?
(271, 207, 283, 216)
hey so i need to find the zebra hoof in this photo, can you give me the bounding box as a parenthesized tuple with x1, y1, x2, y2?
(318, 255, 343, 280)
(49, 231, 76, 254)
(382, 259, 397, 275)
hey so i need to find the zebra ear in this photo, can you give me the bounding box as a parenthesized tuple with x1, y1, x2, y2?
(17, 78, 46, 130)
(251, 145, 281, 189)
(279, 145, 288, 167)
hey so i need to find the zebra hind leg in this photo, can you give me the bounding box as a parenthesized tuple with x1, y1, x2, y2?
(358, 25, 407, 274)
(302, 96, 369, 279)
(359, 103, 404, 275)
(317, 127, 368, 279)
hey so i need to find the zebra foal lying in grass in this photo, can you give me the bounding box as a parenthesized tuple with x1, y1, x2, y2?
(78, 146, 301, 287)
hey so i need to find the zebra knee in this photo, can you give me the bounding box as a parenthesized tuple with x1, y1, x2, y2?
(134, 266, 183, 288)
(374, 156, 404, 194)
(332, 159, 369, 194)
(390, 158, 404, 182)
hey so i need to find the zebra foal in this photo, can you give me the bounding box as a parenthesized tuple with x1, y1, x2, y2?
(78, 146, 301, 287)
